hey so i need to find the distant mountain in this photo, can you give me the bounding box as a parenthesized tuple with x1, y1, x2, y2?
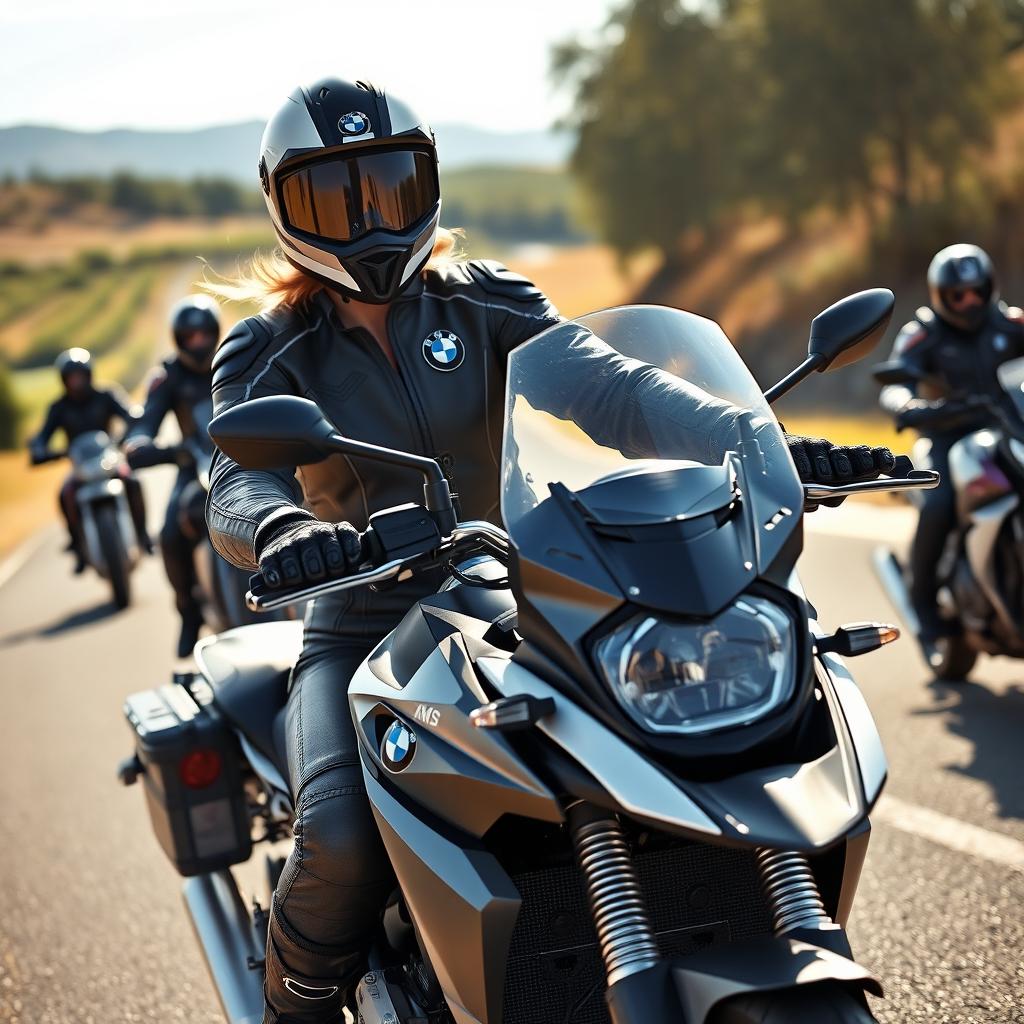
(0, 121, 571, 181)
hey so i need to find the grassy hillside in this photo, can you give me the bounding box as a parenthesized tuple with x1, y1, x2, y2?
(441, 165, 589, 242)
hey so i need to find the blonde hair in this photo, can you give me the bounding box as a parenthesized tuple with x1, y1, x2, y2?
(206, 227, 465, 313)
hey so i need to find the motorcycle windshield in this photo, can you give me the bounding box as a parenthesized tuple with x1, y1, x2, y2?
(501, 305, 803, 577)
(68, 430, 111, 463)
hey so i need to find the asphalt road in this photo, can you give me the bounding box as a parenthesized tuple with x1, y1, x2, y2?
(0, 492, 1022, 1024)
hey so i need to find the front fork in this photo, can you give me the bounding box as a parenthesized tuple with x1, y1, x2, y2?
(567, 803, 871, 1022)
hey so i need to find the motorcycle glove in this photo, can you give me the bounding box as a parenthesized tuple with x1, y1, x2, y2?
(786, 435, 896, 509)
(786, 434, 896, 484)
(258, 518, 363, 589)
(895, 397, 982, 433)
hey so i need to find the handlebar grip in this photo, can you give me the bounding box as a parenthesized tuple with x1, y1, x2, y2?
(247, 525, 381, 607)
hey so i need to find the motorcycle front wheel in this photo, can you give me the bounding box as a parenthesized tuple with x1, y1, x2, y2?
(96, 503, 131, 609)
(930, 634, 977, 681)
(709, 984, 877, 1023)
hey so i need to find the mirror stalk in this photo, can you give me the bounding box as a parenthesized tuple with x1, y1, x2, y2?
(322, 433, 457, 534)
(764, 353, 827, 405)
(762, 288, 894, 405)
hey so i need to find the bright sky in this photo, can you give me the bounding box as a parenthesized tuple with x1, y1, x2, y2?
(1, 0, 619, 133)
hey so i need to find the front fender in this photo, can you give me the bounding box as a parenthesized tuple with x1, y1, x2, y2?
(606, 937, 881, 1023)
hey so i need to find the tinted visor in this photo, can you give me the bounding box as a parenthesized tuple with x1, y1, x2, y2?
(279, 149, 438, 242)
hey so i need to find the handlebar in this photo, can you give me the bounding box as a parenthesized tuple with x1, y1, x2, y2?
(30, 449, 66, 466)
(125, 441, 194, 470)
(245, 520, 510, 612)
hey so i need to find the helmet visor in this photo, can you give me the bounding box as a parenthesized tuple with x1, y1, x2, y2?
(943, 283, 991, 313)
(279, 149, 438, 243)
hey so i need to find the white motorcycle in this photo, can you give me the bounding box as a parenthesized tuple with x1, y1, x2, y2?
(874, 356, 1024, 679)
(37, 430, 141, 608)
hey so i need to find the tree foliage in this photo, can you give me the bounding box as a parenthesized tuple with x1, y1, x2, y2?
(556, 0, 1024, 269)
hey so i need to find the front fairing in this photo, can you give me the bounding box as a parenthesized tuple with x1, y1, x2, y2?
(69, 430, 119, 482)
(500, 306, 811, 765)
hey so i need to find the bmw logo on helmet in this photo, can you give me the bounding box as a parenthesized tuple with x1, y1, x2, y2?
(339, 111, 370, 136)
(381, 719, 416, 772)
(422, 329, 465, 372)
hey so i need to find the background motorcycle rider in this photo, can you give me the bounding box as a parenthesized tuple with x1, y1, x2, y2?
(125, 297, 219, 658)
(28, 347, 149, 573)
(879, 243, 1024, 647)
(205, 77, 898, 1024)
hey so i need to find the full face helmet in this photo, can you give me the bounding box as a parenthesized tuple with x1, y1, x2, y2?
(927, 243, 997, 333)
(171, 296, 221, 372)
(258, 78, 441, 304)
(55, 347, 93, 397)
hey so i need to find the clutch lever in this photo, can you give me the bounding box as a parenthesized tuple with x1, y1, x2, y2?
(245, 557, 409, 612)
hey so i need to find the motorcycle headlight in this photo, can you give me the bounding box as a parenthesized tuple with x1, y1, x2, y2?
(593, 596, 795, 736)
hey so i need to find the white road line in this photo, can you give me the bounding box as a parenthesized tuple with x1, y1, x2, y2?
(0, 528, 53, 591)
(874, 794, 1024, 873)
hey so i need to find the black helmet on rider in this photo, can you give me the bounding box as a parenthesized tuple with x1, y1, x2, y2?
(171, 296, 221, 372)
(55, 347, 93, 398)
(927, 243, 996, 333)
(258, 77, 440, 304)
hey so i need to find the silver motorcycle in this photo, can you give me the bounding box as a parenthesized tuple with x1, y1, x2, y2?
(875, 356, 1024, 679)
(121, 294, 937, 1023)
(65, 430, 140, 608)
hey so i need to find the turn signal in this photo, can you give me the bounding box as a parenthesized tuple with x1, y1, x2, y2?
(816, 622, 900, 657)
(178, 749, 222, 788)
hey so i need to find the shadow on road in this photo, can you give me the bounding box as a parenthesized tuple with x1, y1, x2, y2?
(0, 601, 124, 647)
(915, 677, 1024, 822)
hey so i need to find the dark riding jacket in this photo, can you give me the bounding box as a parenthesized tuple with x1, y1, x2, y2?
(29, 387, 135, 461)
(128, 355, 215, 446)
(207, 261, 750, 574)
(880, 302, 1024, 437)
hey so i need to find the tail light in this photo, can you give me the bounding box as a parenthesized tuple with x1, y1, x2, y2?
(178, 749, 222, 788)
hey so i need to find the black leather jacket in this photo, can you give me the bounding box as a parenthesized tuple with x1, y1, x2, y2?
(128, 355, 214, 445)
(207, 260, 750, 574)
(879, 302, 1024, 437)
(29, 387, 135, 461)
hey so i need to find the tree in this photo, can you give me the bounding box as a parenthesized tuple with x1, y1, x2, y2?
(751, 0, 1015, 248)
(554, 0, 1022, 271)
(553, 0, 754, 265)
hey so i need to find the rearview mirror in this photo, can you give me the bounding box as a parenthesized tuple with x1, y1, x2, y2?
(809, 288, 894, 370)
(208, 395, 336, 470)
(764, 287, 895, 404)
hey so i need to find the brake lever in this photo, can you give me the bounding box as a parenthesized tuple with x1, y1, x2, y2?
(803, 469, 940, 501)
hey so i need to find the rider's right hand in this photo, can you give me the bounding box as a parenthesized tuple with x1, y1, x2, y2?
(895, 397, 982, 432)
(257, 518, 363, 589)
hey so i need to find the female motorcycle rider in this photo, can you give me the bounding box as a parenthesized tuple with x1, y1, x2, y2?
(206, 77, 898, 1024)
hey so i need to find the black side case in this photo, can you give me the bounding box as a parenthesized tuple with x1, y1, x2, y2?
(123, 676, 252, 876)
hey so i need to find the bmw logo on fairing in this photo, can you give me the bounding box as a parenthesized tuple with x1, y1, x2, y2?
(339, 111, 370, 136)
(381, 719, 416, 771)
(422, 329, 465, 372)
